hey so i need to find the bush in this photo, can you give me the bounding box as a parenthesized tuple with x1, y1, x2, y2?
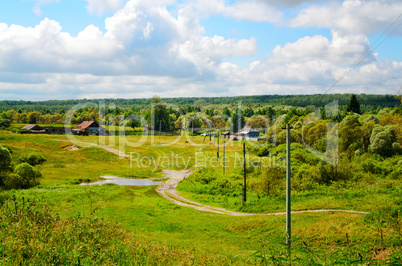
(369, 125, 397, 157)
(0, 146, 12, 172)
(5, 163, 40, 189)
(257, 146, 270, 157)
(0, 119, 11, 128)
(364, 115, 380, 124)
(18, 153, 47, 166)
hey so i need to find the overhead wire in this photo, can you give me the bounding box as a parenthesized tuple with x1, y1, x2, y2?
(322, 14, 402, 95)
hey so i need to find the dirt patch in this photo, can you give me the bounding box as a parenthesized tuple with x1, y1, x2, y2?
(64, 145, 80, 151)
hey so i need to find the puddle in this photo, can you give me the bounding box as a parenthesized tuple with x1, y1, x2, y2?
(80, 175, 162, 186)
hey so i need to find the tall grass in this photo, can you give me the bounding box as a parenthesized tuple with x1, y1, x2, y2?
(0, 195, 231, 265)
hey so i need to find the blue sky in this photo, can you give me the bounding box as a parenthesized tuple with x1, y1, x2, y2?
(0, 0, 401, 100)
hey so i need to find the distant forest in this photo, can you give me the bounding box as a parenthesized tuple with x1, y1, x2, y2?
(0, 94, 399, 113)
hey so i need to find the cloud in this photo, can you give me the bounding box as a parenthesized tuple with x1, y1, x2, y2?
(31, 0, 59, 16)
(0, 0, 257, 79)
(289, 0, 402, 35)
(1, 0, 402, 100)
(188, 0, 283, 23)
(85, 0, 128, 15)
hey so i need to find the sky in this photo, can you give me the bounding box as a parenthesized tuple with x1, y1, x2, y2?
(0, 0, 401, 100)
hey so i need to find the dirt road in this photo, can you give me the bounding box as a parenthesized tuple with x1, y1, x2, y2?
(156, 170, 369, 216)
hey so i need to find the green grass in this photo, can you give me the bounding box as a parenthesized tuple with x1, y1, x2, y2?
(1, 130, 401, 264)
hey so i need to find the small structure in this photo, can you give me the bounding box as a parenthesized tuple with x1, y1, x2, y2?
(72, 121, 103, 135)
(235, 126, 260, 141)
(219, 131, 231, 139)
(21, 124, 45, 134)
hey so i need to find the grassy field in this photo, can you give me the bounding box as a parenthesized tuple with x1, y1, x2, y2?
(1, 130, 401, 264)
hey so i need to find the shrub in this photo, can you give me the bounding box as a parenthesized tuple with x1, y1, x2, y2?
(18, 153, 47, 166)
(0, 146, 12, 172)
(364, 115, 380, 124)
(0, 119, 11, 128)
(369, 125, 397, 157)
(5, 163, 40, 189)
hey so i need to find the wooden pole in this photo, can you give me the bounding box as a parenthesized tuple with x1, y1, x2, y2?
(286, 123, 291, 250)
(223, 140, 225, 174)
(242, 142, 246, 206)
(217, 131, 220, 160)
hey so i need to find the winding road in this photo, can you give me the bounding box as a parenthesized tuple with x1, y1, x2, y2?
(156, 170, 369, 216)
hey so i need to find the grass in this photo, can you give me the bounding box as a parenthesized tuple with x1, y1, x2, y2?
(1, 130, 401, 264)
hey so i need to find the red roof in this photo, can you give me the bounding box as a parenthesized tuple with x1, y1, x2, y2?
(74, 121, 98, 130)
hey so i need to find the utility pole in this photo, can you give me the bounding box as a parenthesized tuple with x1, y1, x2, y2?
(286, 123, 291, 250)
(217, 131, 220, 160)
(242, 143, 246, 206)
(223, 140, 225, 174)
(159, 120, 161, 139)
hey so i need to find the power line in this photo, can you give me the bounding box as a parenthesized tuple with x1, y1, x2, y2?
(322, 14, 402, 95)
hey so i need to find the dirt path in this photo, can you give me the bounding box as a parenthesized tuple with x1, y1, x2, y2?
(156, 170, 369, 216)
(99, 146, 130, 158)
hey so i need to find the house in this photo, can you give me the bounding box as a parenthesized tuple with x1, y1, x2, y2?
(21, 124, 45, 134)
(234, 126, 260, 141)
(72, 121, 103, 135)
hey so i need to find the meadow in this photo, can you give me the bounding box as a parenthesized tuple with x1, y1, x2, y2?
(0, 130, 401, 264)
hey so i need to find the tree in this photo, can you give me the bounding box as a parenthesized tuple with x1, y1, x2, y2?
(243, 107, 254, 118)
(346, 94, 361, 114)
(0, 146, 12, 172)
(0, 119, 11, 128)
(369, 125, 397, 157)
(339, 115, 362, 152)
(222, 107, 231, 120)
(5, 163, 40, 189)
(147, 96, 170, 131)
(230, 108, 245, 133)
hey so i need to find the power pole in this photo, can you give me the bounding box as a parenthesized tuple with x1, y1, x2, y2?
(159, 120, 161, 139)
(286, 123, 291, 250)
(242, 143, 246, 206)
(217, 131, 220, 160)
(223, 140, 225, 174)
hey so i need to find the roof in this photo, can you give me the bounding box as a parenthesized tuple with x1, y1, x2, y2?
(22, 124, 42, 130)
(237, 126, 260, 134)
(73, 121, 99, 131)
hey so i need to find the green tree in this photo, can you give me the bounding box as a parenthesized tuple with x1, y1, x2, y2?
(369, 125, 397, 156)
(222, 107, 231, 120)
(339, 115, 362, 152)
(0, 146, 12, 173)
(346, 94, 361, 114)
(243, 107, 254, 118)
(5, 163, 40, 189)
(148, 96, 170, 131)
(230, 108, 245, 133)
(0, 119, 11, 128)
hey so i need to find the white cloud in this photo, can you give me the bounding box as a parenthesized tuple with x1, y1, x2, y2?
(188, 0, 283, 23)
(85, 0, 127, 15)
(31, 0, 59, 16)
(1, 0, 402, 100)
(290, 0, 402, 35)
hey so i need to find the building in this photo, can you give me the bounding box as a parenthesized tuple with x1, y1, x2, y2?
(72, 121, 103, 135)
(21, 124, 45, 134)
(234, 126, 260, 141)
